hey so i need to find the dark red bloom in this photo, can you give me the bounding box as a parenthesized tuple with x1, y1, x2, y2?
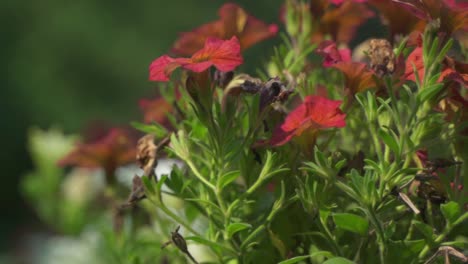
(139, 96, 174, 129)
(172, 3, 278, 56)
(149, 37, 243, 82)
(333, 62, 377, 94)
(270, 95, 346, 146)
(330, 0, 367, 5)
(312, 1, 374, 44)
(316, 40, 351, 67)
(369, 0, 426, 41)
(392, 0, 468, 40)
(58, 128, 136, 175)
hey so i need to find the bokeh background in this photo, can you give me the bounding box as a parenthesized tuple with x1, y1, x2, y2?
(0, 0, 282, 261)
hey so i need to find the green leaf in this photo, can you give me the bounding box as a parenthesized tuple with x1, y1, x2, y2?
(440, 201, 461, 226)
(218, 170, 240, 189)
(319, 209, 331, 226)
(417, 83, 443, 102)
(323, 257, 356, 264)
(131, 121, 167, 138)
(413, 220, 434, 242)
(185, 198, 222, 214)
(268, 229, 287, 259)
(278, 256, 312, 264)
(278, 251, 333, 264)
(156, 175, 168, 194)
(185, 236, 228, 254)
(141, 176, 155, 195)
(332, 213, 369, 236)
(378, 127, 400, 156)
(226, 223, 252, 238)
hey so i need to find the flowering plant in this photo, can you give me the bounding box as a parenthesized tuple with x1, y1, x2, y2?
(22, 1, 467, 263)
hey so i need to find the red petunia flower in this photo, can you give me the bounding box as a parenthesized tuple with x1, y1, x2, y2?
(403, 46, 424, 82)
(172, 3, 278, 56)
(58, 128, 136, 178)
(269, 95, 346, 146)
(316, 40, 351, 67)
(404, 42, 468, 86)
(392, 0, 468, 40)
(149, 37, 243, 82)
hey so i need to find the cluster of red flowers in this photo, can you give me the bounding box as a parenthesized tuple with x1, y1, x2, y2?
(59, 0, 467, 176)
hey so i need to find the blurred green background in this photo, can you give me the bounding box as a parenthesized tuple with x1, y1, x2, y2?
(0, 0, 281, 259)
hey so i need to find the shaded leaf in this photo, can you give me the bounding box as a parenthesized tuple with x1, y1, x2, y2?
(218, 170, 240, 189)
(323, 257, 355, 264)
(440, 201, 461, 226)
(332, 213, 369, 236)
(227, 223, 252, 238)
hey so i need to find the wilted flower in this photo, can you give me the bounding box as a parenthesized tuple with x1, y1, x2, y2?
(149, 37, 243, 82)
(269, 95, 346, 146)
(367, 39, 396, 77)
(58, 128, 136, 183)
(172, 3, 278, 56)
(316, 40, 351, 67)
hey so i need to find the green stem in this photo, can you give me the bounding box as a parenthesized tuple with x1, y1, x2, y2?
(240, 225, 266, 250)
(369, 124, 384, 162)
(367, 208, 386, 264)
(418, 212, 468, 260)
(186, 160, 216, 191)
(159, 204, 201, 237)
(316, 219, 343, 256)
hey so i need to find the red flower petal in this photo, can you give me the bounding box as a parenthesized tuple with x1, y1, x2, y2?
(186, 36, 243, 72)
(316, 40, 351, 67)
(303, 96, 346, 128)
(270, 95, 346, 146)
(404, 46, 424, 82)
(149, 55, 179, 81)
(149, 37, 243, 82)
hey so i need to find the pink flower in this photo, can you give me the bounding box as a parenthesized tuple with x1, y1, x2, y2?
(316, 40, 351, 67)
(270, 95, 346, 146)
(149, 37, 243, 82)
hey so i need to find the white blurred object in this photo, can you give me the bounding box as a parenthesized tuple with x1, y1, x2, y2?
(62, 168, 105, 204)
(34, 231, 101, 264)
(28, 127, 76, 164)
(116, 159, 184, 188)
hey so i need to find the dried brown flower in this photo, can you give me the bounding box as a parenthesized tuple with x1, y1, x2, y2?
(367, 39, 396, 77)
